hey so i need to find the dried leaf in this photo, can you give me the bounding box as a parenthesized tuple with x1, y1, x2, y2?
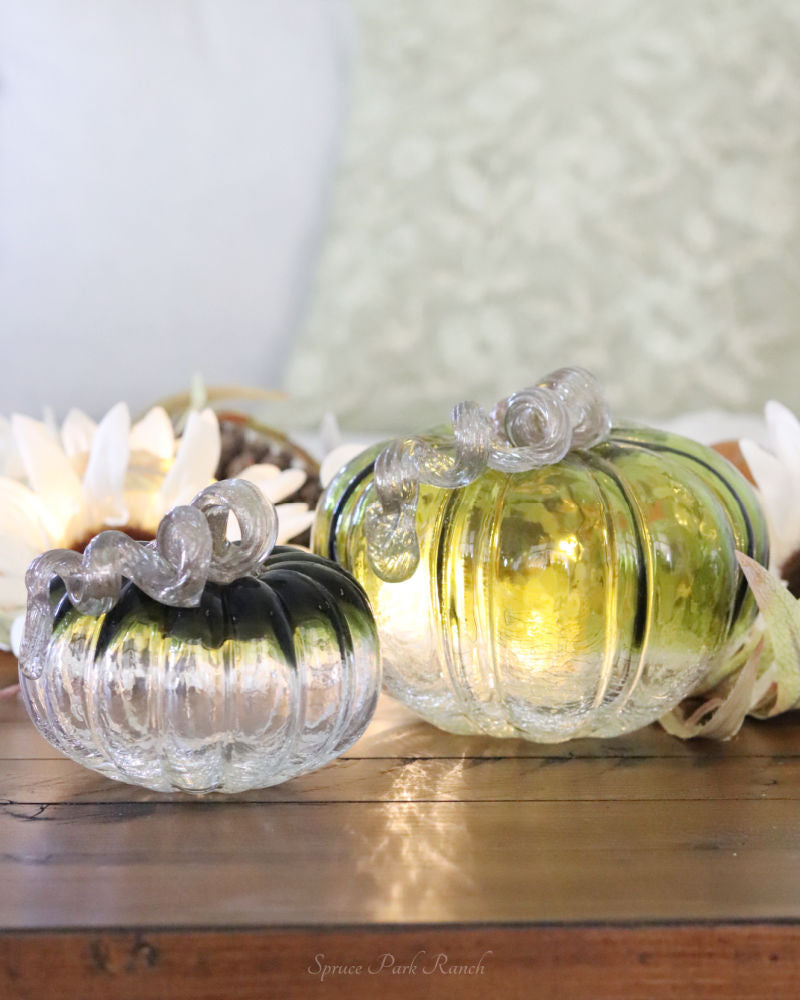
(736, 551, 800, 715)
(660, 639, 762, 740)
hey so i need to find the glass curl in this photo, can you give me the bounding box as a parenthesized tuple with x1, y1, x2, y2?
(365, 366, 611, 582)
(19, 479, 278, 679)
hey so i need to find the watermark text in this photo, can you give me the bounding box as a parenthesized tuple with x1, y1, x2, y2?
(307, 949, 493, 982)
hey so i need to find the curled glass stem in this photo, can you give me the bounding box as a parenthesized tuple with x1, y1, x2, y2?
(365, 366, 611, 582)
(19, 479, 278, 679)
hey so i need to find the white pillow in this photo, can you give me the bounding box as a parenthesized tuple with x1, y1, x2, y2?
(285, 0, 800, 431)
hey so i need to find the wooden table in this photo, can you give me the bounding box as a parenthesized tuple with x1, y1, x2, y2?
(2, 682, 800, 999)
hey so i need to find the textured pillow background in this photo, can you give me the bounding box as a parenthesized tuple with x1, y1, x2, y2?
(285, 0, 800, 432)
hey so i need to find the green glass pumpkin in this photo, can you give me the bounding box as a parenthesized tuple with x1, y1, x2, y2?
(20, 547, 380, 793)
(314, 425, 768, 742)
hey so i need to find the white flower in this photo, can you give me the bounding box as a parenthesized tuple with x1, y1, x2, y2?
(740, 401, 800, 578)
(317, 410, 374, 489)
(0, 403, 316, 650)
(319, 443, 372, 489)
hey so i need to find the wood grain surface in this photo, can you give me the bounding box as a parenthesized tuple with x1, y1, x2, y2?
(2, 691, 800, 998)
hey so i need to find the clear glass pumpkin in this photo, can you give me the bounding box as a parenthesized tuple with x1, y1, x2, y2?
(314, 426, 768, 742)
(20, 548, 380, 793)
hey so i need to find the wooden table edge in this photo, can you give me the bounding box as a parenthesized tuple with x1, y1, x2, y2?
(2, 920, 799, 999)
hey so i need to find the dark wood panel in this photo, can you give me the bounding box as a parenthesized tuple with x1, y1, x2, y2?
(2, 799, 800, 929)
(2, 924, 800, 1000)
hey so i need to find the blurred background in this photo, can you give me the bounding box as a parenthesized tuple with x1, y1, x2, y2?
(2, 0, 799, 432)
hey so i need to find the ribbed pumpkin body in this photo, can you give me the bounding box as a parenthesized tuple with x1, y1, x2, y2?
(313, 426, 768, 741)
(20, 548, 380, 792)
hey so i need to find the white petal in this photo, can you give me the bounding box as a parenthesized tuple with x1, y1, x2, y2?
(273, 502, 311, 520)
(61, 409, 97, 458)
(3, 452, 25, 480)
(235, 462, 281, 482)
(130, 406, 175, 460)
(319, 412, 342, 453)
(0, 417, 24, 479)
(41, 406, 60, 440)
(275, 506, 315, 544)
(740, 437, 799, 567)
(0, 478, 50, 551)
(12, 414, 84, 541)
(765, 401, 800, 495)
(83, 402, 131, 526)
(320, 443, 369, 488)
(740, 437, 786, 499)
(189, 372, 208, 410)
(227, 503, 314, 547)
(123, 492, 163, 536)
(0, 533, 42, 575)
(239, 465, 306, 503)
(9, 614, 24, 657)
(225, 512, 241, 543)
(0, 575, 28, 606)
(765, 400, 800, 459)
(160, 408, 220, 510)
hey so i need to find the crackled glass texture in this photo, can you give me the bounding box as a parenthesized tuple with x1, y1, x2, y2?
(364, 366, 610, 582)
(20, 547, 380, 793)
(315, 426, 768, 741)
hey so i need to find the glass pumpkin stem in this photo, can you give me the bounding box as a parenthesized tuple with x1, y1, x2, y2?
(19, 479, 279, 679)
(365, 366, 611, 582)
